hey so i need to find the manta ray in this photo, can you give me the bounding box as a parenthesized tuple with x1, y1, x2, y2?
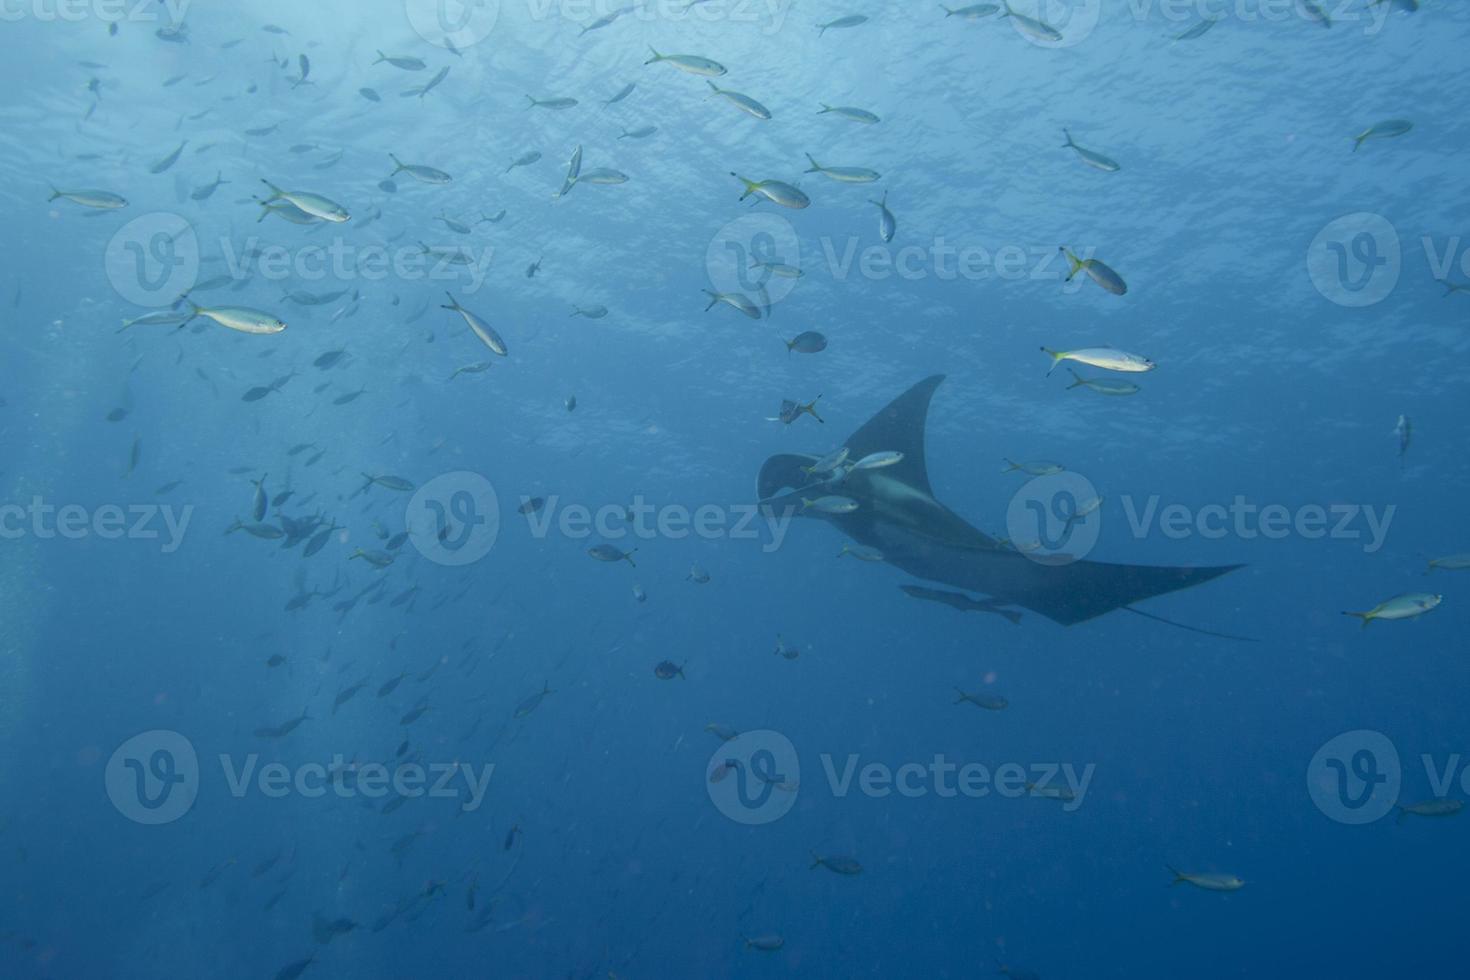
(757, 375, 1246, 635)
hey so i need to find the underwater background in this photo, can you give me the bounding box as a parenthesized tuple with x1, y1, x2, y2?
(1, 0, 1467, 976)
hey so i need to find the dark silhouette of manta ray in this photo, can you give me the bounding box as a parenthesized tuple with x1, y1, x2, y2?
(757, 375, 1243, 629)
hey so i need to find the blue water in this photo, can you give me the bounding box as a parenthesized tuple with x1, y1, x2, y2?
(2, 1, 1468, 977)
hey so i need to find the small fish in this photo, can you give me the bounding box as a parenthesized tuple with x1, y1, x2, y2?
(1351, 109, 1415, 149)
(1426, 554, 1470, 572)
(388, 153, 452, 184)
(837, 544, 884, 562)
(653, 660, 686, 680)
(47, 186, 128, 209)
(954, 688, 1008, 710)
(1172, 16, 1218, 40)
(149, 140, 187, 174)
(1002, 459, 1063, 476)
(570, 305, 608, 319)
(442, 292, 508, 357)
(349, 548, 395, 569)
(785, 331, 827, 354)
(703, 290, 762, 319)
(687, 564, 710, 584)
(803, 495, 859, 514)
(588, 544, 637, 566)
(504, 823, 521, 849)
(602, 82, 636, 106)
(1066, 369, 1140, 396)
(869, 190, 896, 241)
(525, 94, 578, 109)
(374, 50, 426, 70)
(1394, 414, 1411, 458)
(1297, 0, 1331, 28)
(1000, 0, 1062, 41)
(182, 302, 286, 335)
(803, 153, 880, 183)
(941, 3, 1001, 18)
(644, 47, 726, 77)
(1168, 866, 1245, 891)
(744, 934, 785, 952)
(773, 396, 823, 425)
(514, 683, 552, 718)
(730, 173, 809, 209)
(1059, 246, 1127, 294)
(705, 81, 771, 119)
(1041, 346, 1153, 375)
(506, 150, 542, 172)
(1395, 798, 1464, 824)
(619, 125, 657, 140)
(810, 853, 863, 875)
(1342, 593, 1441, 627)
(1062, 129, 1120, 172)
(817, 103, 880, 124)
(817, 14, 868, 35)
(258, 180, 350, 222)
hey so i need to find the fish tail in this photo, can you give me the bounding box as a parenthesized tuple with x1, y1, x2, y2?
(1395, 806, 1407, 826)
(388, 152, 404, 172)
(803, 153, 821, 173)
(818, 102, 831, 112)
(1341, 610, 1371, 627)
(644, 46, 661, 64)
(624, 549, 637, 568)
(523, 94, 537, 108)
(1066, 368, 1086, 389)
(805, 395, 824, 423)
(999, 609, 1023, 626)
(705, 80, 719, 95)
(702, 290, 719, 311)
(953, 688, 967, 703)
(1166, 864, 1184, 885)
(729, 172, 758, 200)
(442, 289, 460, 310)
(809, 852, 821, 869)
(1062, 128, 1074, 147)
(1041, 347, 1066, 374)
(1059, 246, 1082, 280)
(46, 184, 61, 202)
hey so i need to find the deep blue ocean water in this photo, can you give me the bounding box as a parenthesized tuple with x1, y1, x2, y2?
(2, 1, 1468, 977)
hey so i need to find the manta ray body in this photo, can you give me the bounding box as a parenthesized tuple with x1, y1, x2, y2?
(757, 375, 1242, 628)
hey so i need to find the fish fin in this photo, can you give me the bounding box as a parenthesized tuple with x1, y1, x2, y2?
(47, 184, 61, 202)
(803, 153, 821, 173)
(1341, 611, 1371, 628)
(644, 46, 661, 63)
(1066, 368, 1086, 389)
(1062, 127, 1074, 147)
(1041, 347, 1066, 374)
(702, 290, 719, 311)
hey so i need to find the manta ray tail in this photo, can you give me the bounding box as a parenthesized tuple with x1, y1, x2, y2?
(1122, 605, 1260, 643)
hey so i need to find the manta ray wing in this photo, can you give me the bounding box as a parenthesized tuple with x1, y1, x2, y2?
(757, 374, 1243, 627)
